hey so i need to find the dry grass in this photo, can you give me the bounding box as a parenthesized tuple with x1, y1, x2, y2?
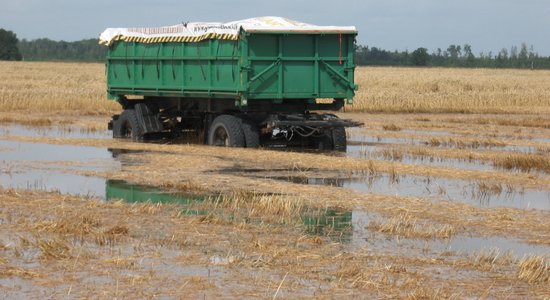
(368, 215, 457, 240)
(0, 266, 41, 278)
(446, 115, 550, 129)
(349, 67, 550, 114)
(372, 143, 550, 174)
(493, 153, 550, 173)
(475, 181, 503, 199)
(200, 192, 308, 225)
(426, 136, 506, 149)
(0, 61, 119, 115)
(37, 238, 72, 260)
(1, 61, 550, 297)
(517, 255, 550, 284)
(1, 186, 548, 298)
(471, 249, 516, 271)
(382, 124, 402, 131)
(3, 133, 550, 248)
(2, 62, 550, 119)
(36, 213, 102, 236)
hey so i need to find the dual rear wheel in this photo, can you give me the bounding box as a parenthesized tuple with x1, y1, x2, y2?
(207, 115, 260, 148)
(112, 109, 143, 140)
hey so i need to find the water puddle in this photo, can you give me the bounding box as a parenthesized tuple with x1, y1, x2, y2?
(432, 235, 550, 258)
(349, 133, 542, 154)
(402, 129, 455, 137)
(302, 209, 352, 238)
(0, 140, 114, 164)
(349, 211, 550, 259)
(0, 139, 117, 197)
(347, 144, 496, 172)
(107, 186, 545, 260)
(2, 136, 548, 212)
(348, 136, 419, 147)
(532, 137, 550, 143)
(106, 179, 199, 206)
(1, 127, 548, 263)
(259, 172, 550, 210)
(1, 169, 107, 198)
(345, 174, 550, 210)
(0, 124, 110, 139)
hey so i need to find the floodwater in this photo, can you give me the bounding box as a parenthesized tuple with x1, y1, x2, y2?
(343, 174, 550, 210)
(2, 125, 550, 211)
(1, 124, 550, 261)
(350, 211, 550, 259)
(0, 124, 111, 140)
(0, 139, 116, 198)
(248, 171, 550, 211)
(347, 144, 496, 172)
(103, 181, 550, 259)
(348, 132, 543, 154)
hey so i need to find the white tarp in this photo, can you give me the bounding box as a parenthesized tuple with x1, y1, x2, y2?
(99, 16, 356, 46)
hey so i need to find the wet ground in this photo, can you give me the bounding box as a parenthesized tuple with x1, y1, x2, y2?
(2, 123, 549, 265)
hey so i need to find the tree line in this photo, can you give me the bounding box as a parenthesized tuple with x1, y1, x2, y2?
(18, 38, 107, 61)
(355, 43, 550, 69)
(2, 28, 550, 69)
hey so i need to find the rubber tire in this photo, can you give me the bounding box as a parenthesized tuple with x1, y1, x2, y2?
(332, 127, 347, 152)
(112, 109, 144, 140)
(207, 115, 245, 147)
(240, 118, 260, 148)
(315, 132, 334, 151)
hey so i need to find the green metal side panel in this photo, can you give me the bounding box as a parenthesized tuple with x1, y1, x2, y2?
(106, 32, 357, 104)
(107, 39, 242, 98)
(246, 33, 356, 102)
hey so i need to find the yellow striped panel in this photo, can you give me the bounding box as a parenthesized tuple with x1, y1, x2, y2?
(105, 32, 241, 46)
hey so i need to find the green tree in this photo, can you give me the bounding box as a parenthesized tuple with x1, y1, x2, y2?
(0, 28, 22, 60)
(17, 38, 106, 61)
(463, 44, 475, 65)
(447, 45, 461, 60)
(411, 47, 429, 66)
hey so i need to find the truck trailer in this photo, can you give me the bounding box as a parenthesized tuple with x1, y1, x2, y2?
(100, 17, 361, 151)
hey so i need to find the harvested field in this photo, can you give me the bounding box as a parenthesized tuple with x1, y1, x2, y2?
(0, 62, 549, 298)
(351, 67, 550, 114)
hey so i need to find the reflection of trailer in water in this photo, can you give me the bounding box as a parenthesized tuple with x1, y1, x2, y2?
(100, 17, 361, 150)
(105, 179, 352, 236)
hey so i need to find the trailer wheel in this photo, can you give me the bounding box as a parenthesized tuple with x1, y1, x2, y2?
(315, 132, 334, 151)
(240, 118, 260, 148)
(332, 127, 347, 152)
(208, 115, 245, 147)
(113, 109, 144, 140)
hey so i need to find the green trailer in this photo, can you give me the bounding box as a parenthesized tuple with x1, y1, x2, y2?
(101, 17, 361, 150)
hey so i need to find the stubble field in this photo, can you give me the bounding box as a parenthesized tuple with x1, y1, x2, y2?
(0, 61, 549, 298)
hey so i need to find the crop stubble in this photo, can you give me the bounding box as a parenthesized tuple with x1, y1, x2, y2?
(0, 62, 549, 297)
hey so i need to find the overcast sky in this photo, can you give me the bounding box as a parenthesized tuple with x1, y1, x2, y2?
(2, 0, 550, 55)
